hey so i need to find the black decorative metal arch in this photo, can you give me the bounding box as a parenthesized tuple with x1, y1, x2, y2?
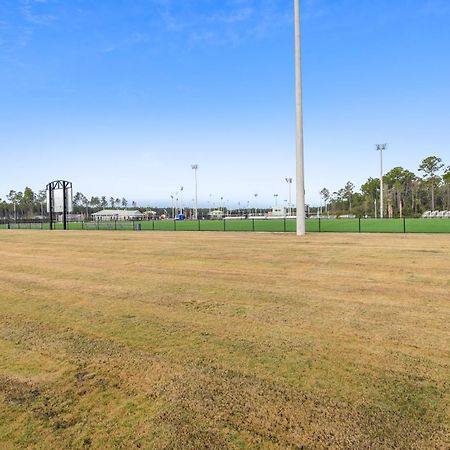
(46, 180, 73, 230)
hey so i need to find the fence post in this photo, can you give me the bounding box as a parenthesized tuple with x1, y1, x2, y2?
(319, 218, 321, 232)
(115, 220, 117, 231)
(358, 217, 361, 233)
(97, 221, 99, 231)
(252, 219, 255, 232)
(223, 220, 226, 232)
(284, 218, 287, 233)
(198, 220, 201, 231)
(152, 220, 155, 231)
(403, 217, 406, 233)
(174, 220, 177, 231)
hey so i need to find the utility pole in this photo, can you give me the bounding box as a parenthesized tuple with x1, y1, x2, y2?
(179, 187, 184, 215)
(376, 144, 387, 218)
(295, 0, 306, 235)
(285, 178, 293, 216)
(191, 164, 198, 220)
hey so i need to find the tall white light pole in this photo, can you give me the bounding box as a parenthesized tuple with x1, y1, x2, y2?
(191, 164, 198, 220)
(376, 144, 387, 218)
(179, 186, 184, 215)
(285, 177, 293, 216)
(295, 0, 306, 235)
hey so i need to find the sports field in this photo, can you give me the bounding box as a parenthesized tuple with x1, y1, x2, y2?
(0, 231, 449, 449)
(4, 217, 450, 233)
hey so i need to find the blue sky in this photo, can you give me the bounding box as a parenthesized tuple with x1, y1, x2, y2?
(1, 0, 449, 207)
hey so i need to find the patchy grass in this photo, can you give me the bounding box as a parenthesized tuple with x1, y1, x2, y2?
(0, 231, 449, 449)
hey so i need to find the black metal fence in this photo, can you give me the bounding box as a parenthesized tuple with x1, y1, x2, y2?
(2, 218, 450, 233)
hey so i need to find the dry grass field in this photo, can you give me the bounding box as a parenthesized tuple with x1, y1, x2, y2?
(0, 231, 449, 449)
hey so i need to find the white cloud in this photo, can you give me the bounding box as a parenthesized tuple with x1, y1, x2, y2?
(20, 0, 56, 26)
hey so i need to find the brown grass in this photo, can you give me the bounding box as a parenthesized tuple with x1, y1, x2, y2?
(0, 230, 449, 449)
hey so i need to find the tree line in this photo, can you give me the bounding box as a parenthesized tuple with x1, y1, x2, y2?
(1, 155, 449, 220)
(320, 156, 450, 217)
(0, 189, 143, 220)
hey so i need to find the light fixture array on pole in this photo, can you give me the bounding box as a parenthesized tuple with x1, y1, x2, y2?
(376, 144, 387, 219)
(191, 164, 199, 220)
(285, 177, 293, 216)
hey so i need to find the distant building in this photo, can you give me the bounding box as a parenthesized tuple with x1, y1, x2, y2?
(144, 210, 158, 220)
(270, 207, 287, 217)
(91, 209, 144, 221)
(209, 209, 223, 219)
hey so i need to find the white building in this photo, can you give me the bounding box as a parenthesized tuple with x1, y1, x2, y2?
(209, 209, 223, 219)
(270, 207, 287, 217)
(91, 210, 144, 221)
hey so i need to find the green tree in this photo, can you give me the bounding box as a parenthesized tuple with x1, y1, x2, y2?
(343, 181, 354, 212)
(319, 188, 330, 214)
(418, 156, 444, 210)
(361, 178, 379, 217)
(384, 167, 416, 217)
(22, 187, 36, 217)
(7, 190, 23, 220)
(36, 189, 47, 217)
(81, 195, 89, 217)
(73, 192, 85, 212)
(90, 196, 101, 211)
(443, 166, 450, 209)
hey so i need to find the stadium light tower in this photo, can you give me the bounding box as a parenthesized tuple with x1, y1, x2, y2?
(285, 178, 293, 216)
(191, 164, 199, 220)
(179, 186, 184, 215)
(376, 144, 387, 218)
(295, 0, 306, 235)
(170, 195, 174, 218)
